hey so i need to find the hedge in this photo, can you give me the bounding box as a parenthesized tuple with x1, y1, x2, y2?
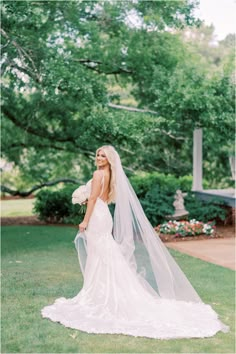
(34, 173, 227, 226)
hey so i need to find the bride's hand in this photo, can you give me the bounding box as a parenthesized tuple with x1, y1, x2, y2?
(79, 220, 88, 233)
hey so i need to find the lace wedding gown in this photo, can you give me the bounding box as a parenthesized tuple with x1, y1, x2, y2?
(41, 179, 228, 339)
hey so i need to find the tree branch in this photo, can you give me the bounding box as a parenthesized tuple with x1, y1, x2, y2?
(151, 128, 185, 141)
(2, 107, 94, 158)
(108, 103, 159, 115)
(76, 58, 103, 65)
(6, 60, 40, 84)
(73, 58, 132, 75)
(5, 142, 75, 153)
(1, 178, 81, 197)
(1, 39, 10, 50)
(1, 28, 41, 83)
(108, 103, 185, 140)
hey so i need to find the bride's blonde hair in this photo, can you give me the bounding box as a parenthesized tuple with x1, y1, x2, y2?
(95, 145, 116, 203)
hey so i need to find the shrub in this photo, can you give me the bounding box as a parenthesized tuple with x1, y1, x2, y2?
(130, 173, 226, 225)
(34, 186, 83, 224)
(34, 173, 227, 226)
(185, 194, 227, 223)
(130, 173, 210, 198)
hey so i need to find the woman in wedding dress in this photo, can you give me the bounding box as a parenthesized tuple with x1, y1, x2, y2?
(42, 145, 228, 339)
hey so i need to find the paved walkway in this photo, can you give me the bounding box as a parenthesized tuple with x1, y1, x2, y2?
(167, 237, 235, 270)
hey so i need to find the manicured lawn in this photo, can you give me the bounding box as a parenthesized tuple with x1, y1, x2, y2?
(1, 199, 35, 217)
(1, 226, 235, 353)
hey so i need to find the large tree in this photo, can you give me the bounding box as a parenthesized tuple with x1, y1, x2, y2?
(1, 0, 234, 194)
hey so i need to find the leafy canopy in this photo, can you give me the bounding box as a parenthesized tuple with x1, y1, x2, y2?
(1, 0, 234, 191)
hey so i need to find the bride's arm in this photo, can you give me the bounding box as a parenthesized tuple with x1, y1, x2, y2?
(78, 170, 103, 232)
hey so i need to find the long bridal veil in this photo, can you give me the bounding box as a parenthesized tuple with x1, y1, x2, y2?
(76, 147, 202, 303)
(112, 148, 201, 302)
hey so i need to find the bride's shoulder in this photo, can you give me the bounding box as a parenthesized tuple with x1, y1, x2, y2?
(92, 170, 104, 180)
(85, 171, 102, 186)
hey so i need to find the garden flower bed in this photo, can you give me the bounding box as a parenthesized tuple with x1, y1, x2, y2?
(155, 219, 222, 242)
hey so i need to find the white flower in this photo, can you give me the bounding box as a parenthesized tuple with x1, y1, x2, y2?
(72, 185, 89, 205)
(190, 219, 197, 224)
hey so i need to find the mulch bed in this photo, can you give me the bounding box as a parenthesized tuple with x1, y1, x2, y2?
(1, 195, 35, 200)
(159, 232, 223, 243)
(1, 216, 76, 228)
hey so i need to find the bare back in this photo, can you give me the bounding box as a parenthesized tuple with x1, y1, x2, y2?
(99, 170, 110, 202)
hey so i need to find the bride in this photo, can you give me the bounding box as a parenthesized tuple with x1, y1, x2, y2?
(41, 145, 228, 339)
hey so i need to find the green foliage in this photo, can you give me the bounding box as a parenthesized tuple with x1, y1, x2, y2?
(130, 172, 227, 225)
(140, 184, 175, 226)
(131, 173, 185, 225)
(34, 172, 227, 226)
(34, 183, 116, 224)
(130, 172, 210, 198)
(185, 195, 227, 223)
(1, 166, 29, 192)
(1, 0, 234, 190)
(33, 186, 83, 224)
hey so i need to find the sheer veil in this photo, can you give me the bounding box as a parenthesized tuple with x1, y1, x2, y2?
(76, 146, 202, 303)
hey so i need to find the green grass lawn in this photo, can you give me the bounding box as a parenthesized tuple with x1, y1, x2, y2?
(1, 226, 235, 353)
(1, 199, 35, 217)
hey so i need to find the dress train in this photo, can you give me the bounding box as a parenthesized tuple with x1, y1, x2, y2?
(41, 198, 228, 339)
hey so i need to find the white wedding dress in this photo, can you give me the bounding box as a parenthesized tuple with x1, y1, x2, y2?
(41, 178, 228, 339)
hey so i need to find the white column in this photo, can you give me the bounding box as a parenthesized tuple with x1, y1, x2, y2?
(192, 128, 203, 191)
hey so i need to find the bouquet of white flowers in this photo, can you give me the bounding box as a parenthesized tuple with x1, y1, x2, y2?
(72, 185, 89, 205)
